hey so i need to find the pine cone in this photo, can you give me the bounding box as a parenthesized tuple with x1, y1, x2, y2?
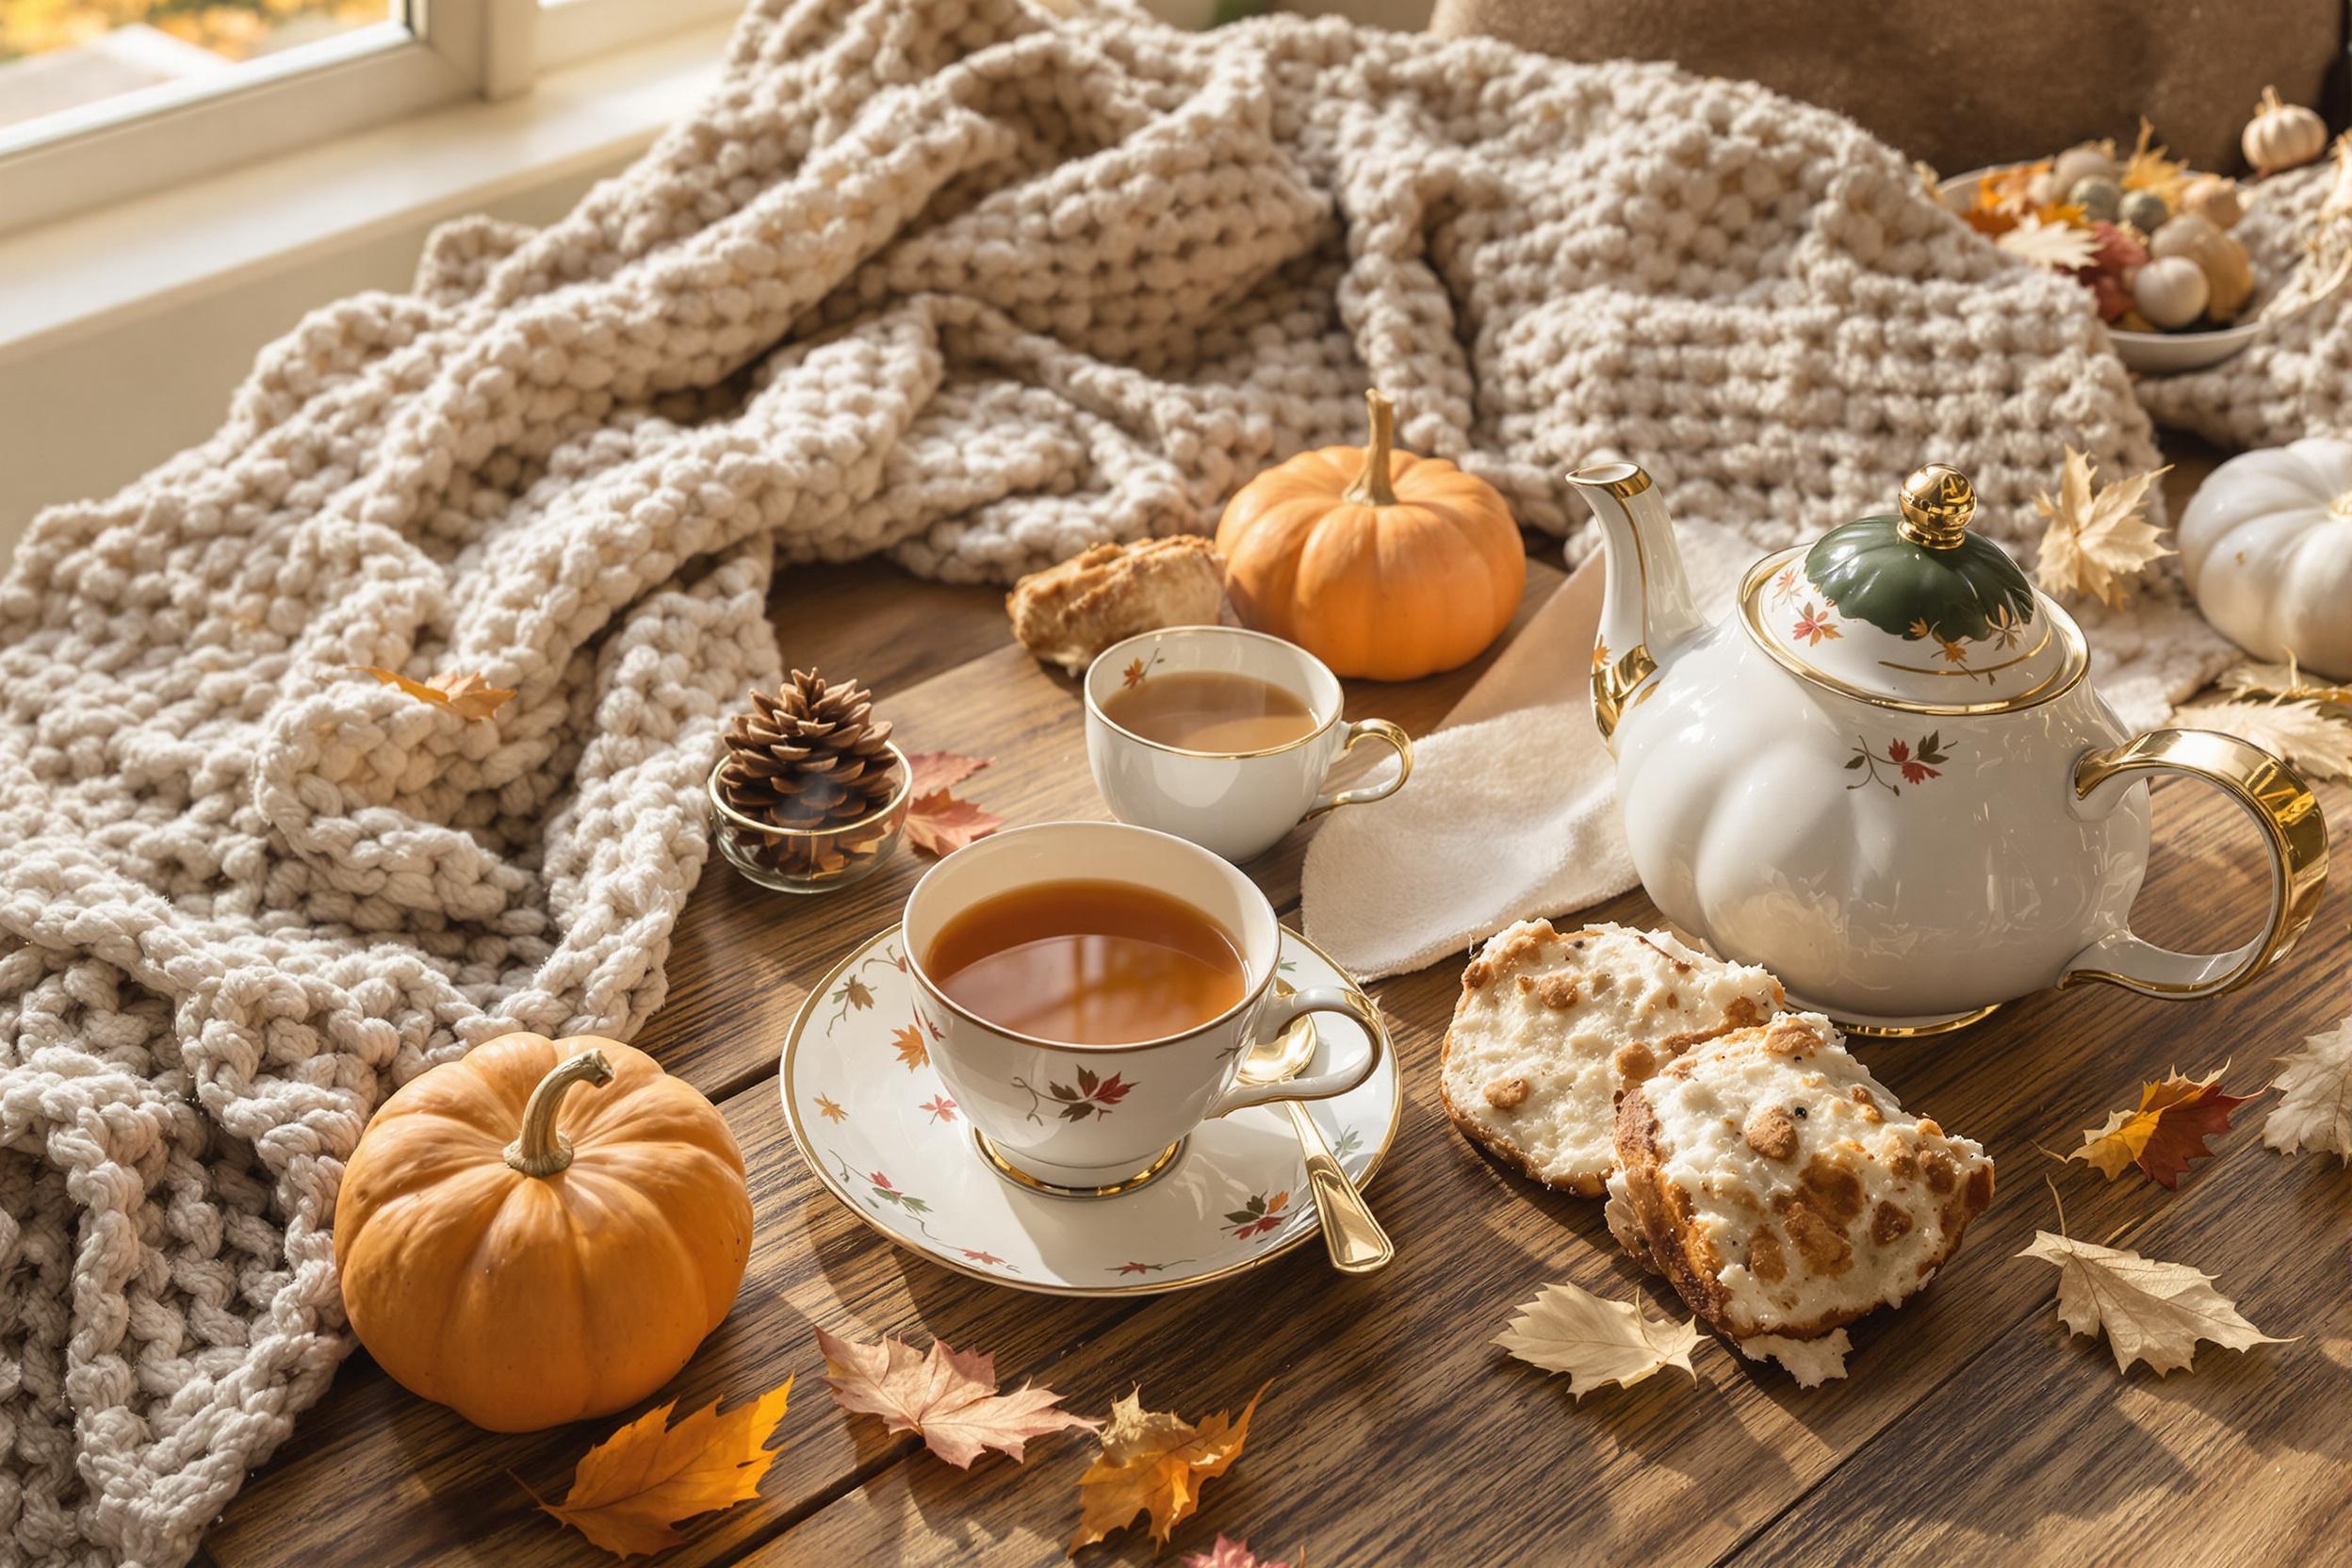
(719, 670, 901, 874)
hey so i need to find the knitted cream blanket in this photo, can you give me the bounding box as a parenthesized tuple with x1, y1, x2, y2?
(0, 1, 2295, 1560)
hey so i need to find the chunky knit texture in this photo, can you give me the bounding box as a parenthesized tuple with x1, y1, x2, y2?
(0, 2, 2230, 1561)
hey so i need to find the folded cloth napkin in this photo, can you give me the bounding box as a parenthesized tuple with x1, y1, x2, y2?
(1299, 519, 1754, 979)
(1298, 524, 2228, 981)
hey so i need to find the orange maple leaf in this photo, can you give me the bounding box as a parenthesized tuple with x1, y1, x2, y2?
(890, 1018, 928, 1070)
(527, 1380, 792, 1558)
(904, 791, 1005, 858)
(815, 1329, 1096, 1468)
(815, 1095, 847, 1123)
(2070, 1068, 2262, 1189)
(1070, 1383, 1268, 1553)
(351, 665, 516, 722)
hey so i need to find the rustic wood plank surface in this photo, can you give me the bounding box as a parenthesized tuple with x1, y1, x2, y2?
(208, 535, 2348, 1568)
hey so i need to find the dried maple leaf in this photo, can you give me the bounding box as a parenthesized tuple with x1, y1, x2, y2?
(2032, 447, 2172, 607)
(2171, 698, 2352, 782)
(903, 791, 1005, 858)
(815, 1329, 1096, 1468)
(351, 665, 517, 721)
(1494, 1281, 1701, 1399)
(2218, 656, 2352, 709)
(1996, 214, 2099, 271)
(905, 750, 989, 798)
(2264, 1017, 2352, 1161)
(530, 1380, 793, 1558)
(1070, 1383, 1267, 1553)
(1976, 159, 2053, 218)
(1184, 1538, 1293, 1568)
(2069, 1067, 2261, 1189)
(2018, 1186, 2287, 1375)
(2119, 118, 2190, 202)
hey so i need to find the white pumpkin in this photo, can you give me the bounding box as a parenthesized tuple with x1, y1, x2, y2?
(2179, 438, 2352, 679)
(2242, 87, 2328, 177)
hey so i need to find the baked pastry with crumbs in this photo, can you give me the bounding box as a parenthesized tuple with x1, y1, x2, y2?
(1440, 921, 1783, 1195)
(1609, 1014, 1993, 1383)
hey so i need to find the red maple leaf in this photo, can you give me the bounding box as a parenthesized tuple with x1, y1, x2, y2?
(920, 1094, 958, 1124)
(1092, 1073, 1134, 1106)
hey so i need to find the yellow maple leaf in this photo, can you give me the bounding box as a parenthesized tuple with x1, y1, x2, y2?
(1494, 1281, 1701, 1400)
(351, 665, 517, 722)
(531, 1380, 793, 1558)
(2119, 118, 2190, 202)
(1069, 1383, 1267, 1553)
(2032, 447, 2172, 607)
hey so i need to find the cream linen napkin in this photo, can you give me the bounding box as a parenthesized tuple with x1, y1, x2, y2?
(1298, 522, 1756, 980)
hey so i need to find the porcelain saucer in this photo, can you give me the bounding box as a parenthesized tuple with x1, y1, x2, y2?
(779, 923, 1399, 1296)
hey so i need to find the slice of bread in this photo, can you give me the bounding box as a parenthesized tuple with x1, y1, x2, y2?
(1611, 1013, 1994, 1348)
(1439, 921, 1784, 1196)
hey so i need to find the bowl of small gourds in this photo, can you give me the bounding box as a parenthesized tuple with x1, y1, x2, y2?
(1938, 90, 2335, 374)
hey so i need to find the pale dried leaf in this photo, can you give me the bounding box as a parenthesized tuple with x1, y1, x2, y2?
(815, 1329, 1094, 1468)
(1494, 1281, 1701, 1399)
(2033, 448, 2172, 606)
(2018, 1232, 2288, 1375)
(1997, 215, 2099, 270)
(2264, 1018, 2352, 1161)
(2173, 698, 2352, 781)
(2218, 657, 2352, 708)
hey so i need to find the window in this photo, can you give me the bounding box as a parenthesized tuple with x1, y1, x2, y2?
(0, 0, 742, 236)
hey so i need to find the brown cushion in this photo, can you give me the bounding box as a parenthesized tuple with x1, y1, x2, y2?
(1429, 0, 2342, 174)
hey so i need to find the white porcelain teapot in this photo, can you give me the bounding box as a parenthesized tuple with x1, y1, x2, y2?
(1569, 460, 2328, 1035)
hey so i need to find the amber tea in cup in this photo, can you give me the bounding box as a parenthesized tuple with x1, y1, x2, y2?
(1099, 670, 1319, 753)
(923, 878, 1248, 1046)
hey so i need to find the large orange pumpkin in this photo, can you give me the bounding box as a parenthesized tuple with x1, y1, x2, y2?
(1215, 389, 1526, 680)
(334, 1032, 753, 1432)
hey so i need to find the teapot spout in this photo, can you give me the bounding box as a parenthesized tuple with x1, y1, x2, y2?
(1567, 462, 1708, 750)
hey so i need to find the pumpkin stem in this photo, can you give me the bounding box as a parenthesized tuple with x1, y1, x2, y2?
(1340, 389, 1399, 507)
(504, 1050, 614, 1178)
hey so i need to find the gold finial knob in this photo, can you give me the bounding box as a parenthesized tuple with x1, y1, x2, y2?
(1898, 464, 1976, 549)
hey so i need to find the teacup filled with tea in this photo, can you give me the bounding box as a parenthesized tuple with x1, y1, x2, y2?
(904, 821, 1384, 1195)
(1085, 627, 1413, 861)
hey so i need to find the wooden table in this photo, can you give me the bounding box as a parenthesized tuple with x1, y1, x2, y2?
(208, 545, 2351, 1568)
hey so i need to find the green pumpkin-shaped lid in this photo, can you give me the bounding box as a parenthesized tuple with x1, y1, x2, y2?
(1741, 464, 2086, 712)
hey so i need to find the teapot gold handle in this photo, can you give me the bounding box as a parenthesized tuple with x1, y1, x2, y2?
(2061, 728, 2328, 998)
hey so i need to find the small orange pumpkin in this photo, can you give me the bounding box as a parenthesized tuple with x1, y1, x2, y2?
(334, 1032, 752, 1432)
(1215, 389, 1526, 680)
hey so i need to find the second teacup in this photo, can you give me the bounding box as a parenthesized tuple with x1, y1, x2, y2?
(1084, 626, 1413, 861)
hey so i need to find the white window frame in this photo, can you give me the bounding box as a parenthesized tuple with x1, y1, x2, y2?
(0, 0, 741, 237)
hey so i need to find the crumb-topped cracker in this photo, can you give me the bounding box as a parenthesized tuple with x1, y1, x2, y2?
(1439, 920, 1784, 1195)
(1610, 1014, 1993, 1348)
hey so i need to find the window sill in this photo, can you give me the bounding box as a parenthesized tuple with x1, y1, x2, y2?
(0, 18, 735, 361)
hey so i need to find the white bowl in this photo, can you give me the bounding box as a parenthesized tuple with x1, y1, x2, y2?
(1938, 165, 2267, 374)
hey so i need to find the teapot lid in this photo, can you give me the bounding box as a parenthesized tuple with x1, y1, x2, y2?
(1738, 464, 2089, 714)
